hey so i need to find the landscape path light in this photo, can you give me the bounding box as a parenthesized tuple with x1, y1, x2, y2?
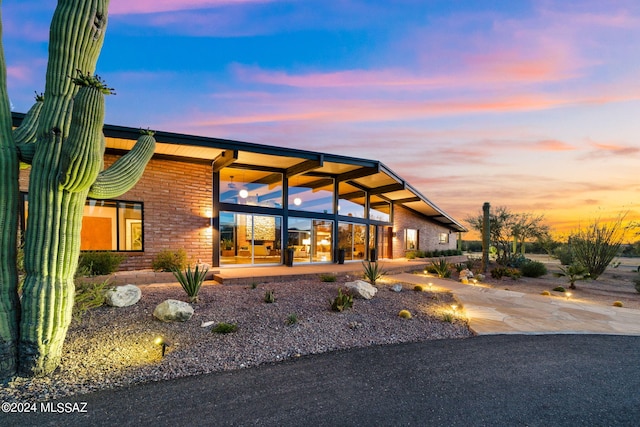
(155, 336, 171, 357)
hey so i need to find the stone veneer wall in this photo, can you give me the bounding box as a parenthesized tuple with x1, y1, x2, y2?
(20, 154, 213, 271)
(391, 205, 457, 258)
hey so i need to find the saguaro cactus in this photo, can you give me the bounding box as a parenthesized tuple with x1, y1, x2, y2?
(0, 0, 156, 378)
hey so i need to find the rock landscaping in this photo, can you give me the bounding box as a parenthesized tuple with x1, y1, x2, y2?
(2, 277, 471, 403)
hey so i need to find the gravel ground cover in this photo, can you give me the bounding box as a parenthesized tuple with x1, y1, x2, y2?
(2, 277, 472, 402)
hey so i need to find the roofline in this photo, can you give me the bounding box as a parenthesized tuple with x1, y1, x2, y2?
(11, 111, 467, 232)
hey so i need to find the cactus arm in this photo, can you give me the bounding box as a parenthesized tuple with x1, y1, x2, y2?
(58, 77, 108, 192)
(88, 132, 155, 199)
(0, 2, 21, 378)
(15, 96, 44, 166)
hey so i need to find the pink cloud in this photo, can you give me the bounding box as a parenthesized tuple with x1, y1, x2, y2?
(591, 142, 640, 156)
(232, 56, 576, 92)
(194, 92, 573, 127)
(531, 139, 576, 151)
(109, 0, 272, 15)
(6, 65, 35, 83)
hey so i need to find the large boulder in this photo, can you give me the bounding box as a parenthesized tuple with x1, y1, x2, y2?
(345, 280, 378, 300)
(104, 284, 142, 307)
(153, 299, 194, 322)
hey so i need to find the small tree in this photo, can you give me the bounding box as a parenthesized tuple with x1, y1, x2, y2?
(570, 215, 629, 280)
(553, 263, 589, 290)
(466, 206, 549, 265)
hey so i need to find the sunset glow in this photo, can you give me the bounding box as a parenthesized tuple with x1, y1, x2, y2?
(4, 0, 639, 239)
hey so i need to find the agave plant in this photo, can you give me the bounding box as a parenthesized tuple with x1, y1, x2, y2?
(173, 264, 209, 303)
(430, 257, 451, 278)
(362, 260, 386, 285)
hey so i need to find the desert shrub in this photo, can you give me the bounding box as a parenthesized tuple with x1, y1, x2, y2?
(362, 260, 386, 285)
(442, 312, 453, 323)
(507, 254, 530, 268)
(520, 261, 548, 278)
(173, 264, 208, 303)
(553, 263, 589, 290)
(264, 289, 275, 303)
(73, 280, 111, 322)
(491, 266, 521, 280)
(612, 301, 624, 307)
(553, 286, 566, 292)
(330, 288, 353, 312)
(552, 245, 574, 266)
(570, 216, 627, 280)
(405, 251, 417, 260)
(212, 322, 238, 334)
(77, 251, 125, 277)
(430, 258, 451, 278)
(540, 290, 551, 296)
(319, 273, 337, 282)
(152, 249, 188, 272)
(416, 250, 427, 258)
(413, 284, 426, 292)
(398, 309, 412, 319)
(286, 313, 298, 325)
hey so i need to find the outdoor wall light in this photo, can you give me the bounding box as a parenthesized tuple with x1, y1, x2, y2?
(155, 336, 170, 357)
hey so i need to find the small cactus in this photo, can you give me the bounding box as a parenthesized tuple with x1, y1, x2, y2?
(264, 290, 275, 303)
(398, 309, 412, 319)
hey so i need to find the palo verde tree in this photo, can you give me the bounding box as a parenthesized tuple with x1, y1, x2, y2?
(0, 0, 155, 378)
(466, 206, 549, 265)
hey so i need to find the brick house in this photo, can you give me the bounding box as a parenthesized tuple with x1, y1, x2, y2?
(14, 112, 466, 270)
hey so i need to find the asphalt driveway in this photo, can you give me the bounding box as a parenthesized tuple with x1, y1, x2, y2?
(4, 334, 639, 426)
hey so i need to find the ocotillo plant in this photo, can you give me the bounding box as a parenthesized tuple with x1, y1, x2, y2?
(0, 0, 156, 378)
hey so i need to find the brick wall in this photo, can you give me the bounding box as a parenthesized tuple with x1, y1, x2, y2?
(19, 155, 213, 271)
(391, 205, 457, 257)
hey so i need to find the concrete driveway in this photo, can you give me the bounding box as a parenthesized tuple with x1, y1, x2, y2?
(395, 273, 640, 335)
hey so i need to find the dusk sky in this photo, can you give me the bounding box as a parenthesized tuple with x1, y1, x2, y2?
(3, 0, 640, 239)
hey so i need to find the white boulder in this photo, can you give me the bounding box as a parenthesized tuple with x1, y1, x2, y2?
(103, 284, 142, 307)
(345, 280, 378, 300)
(153, 299, 194, 322)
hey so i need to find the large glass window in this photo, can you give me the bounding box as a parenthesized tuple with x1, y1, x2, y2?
(22, 194, 143, 251)
(220, 168, 283, 208)
(338, 182, 365, 218)
(288, 176, 334, 214)
(219, 212, 282, 266)
(338, 222, 367, 261)
(288, 218, 333, 263)
(369, 196, 391, 222)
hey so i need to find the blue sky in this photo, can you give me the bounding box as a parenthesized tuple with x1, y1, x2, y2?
(3, 0, 640, 237)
